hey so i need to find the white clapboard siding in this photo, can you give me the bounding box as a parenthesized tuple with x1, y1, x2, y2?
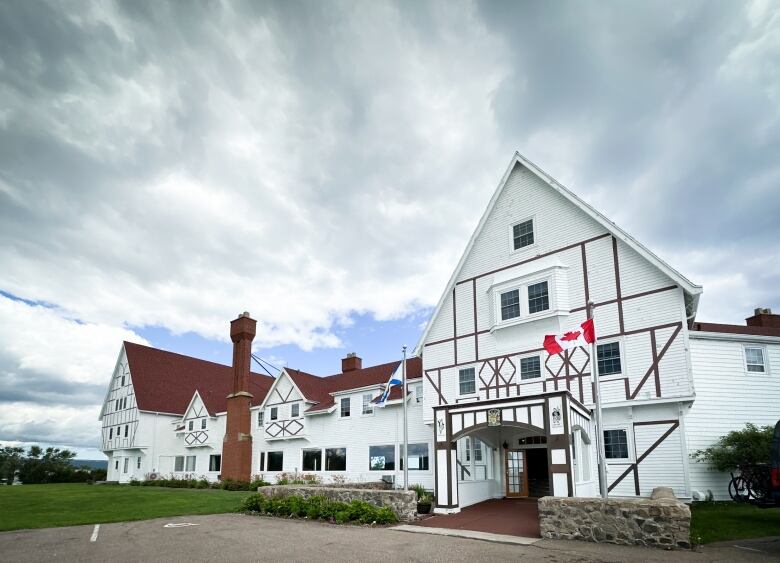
(686, 335, 780, 500)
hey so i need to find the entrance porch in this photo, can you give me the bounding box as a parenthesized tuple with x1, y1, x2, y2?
(432, 390, 592, 514)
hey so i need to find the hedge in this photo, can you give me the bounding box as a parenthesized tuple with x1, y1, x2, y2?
(130, 477, 270, 490)
(241, 494, 398, 525)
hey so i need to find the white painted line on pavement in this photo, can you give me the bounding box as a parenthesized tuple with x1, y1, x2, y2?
(164, 522, 200, 528)
(390, 524, 539, 545)
(90, 524, 100, 543)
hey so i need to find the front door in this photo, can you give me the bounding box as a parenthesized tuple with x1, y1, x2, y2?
(505, 449, 528, 497)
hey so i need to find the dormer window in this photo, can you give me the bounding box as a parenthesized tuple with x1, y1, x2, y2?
(527, 281, 549, 314)
(291, 403, 300, 418)
(188, 420, 194, 431)
(512, 218, 535, 250)
(270, 407, 278, 420)
(201, 418, 207, 429)
(500, 290, 520, 320)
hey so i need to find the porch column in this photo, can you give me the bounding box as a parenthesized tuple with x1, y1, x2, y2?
(433, 408, 459, 513)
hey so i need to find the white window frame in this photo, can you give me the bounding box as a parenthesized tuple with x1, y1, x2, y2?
(413, 383, 423, 403)
(400, 442, 431, 472)
(519, 354, 542, 380)
(209, 454, 221, 472)
(602, 426, 633, 464)
(266, 451, 284, 471)
(270, 407, 278, 421)
(301, 448, 323, 472)
(491, 273, 559, 330)
(458, 366, 477, 397)
(596, 338, 625, 380)
(743, 345, 769, 375)
(257, 410, 264, 427)
(361, 393, 374, 416)
(339, 397, 351, 418)
(123, 457, 129, 474)
(509, 215, 538, 254)
(137, 456, 141, 469)
(291, 403, 300, 418)
(188, 420, 194, 431)
(368, 444, 396, 471)
(324, 446, 348, 472)
(185, 455, 196, 472)
(201, 418, 207, 430)
(174, 456, 184, 472)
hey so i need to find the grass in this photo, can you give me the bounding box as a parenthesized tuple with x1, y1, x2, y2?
(0, 483, 253, 532)
(690, 501, 780, 544)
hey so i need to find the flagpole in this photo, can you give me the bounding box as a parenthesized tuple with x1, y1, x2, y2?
(402, 345, 409, 491)
(587, 300, 608, 499)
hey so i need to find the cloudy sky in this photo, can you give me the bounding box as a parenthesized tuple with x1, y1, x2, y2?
(1, 0, 778, 458)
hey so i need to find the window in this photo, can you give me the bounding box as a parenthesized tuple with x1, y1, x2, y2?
(109, 428, 113, 439)
(209, 454, 221, 472)
(115, 460, 119, 470)
(400, 443, 429, 470)
(362, 394, 374, 415)
(137, 456, 141, 469)
(527, 281, 549, 314)
(500, 289, 521, 320)
(121, 376, 125, 386)
(174, 456, 184, 472)
(520, 356, 541, 380)
(414, 384, 423, 403)
(270, 407, 278, 421)
(124, 425, 128, 437)
(513, 219, 534, 250)
(291, 403, 300, 418)
(459, 367, 476, 395)
(267, 451, 283, 471)
(123, 397, 127, 409)
(259, 452, 265, 472)
(257, 411, 264, 426)
(604, 429, 629, 460)
(123, 457, 129, 473)
(325, 448, 347, 471)
(745, 347, 766, 373)
(188, 420, 194, 431)
(340, 397, 351, 417)
(201, 418, 207, 429)
(597, 342, 622, 376)
(302, 449, 322, 471)
(465, 437, 471, 461)
(369, 445, 395, 470)
(185, 455, 196, 472)
(473, 437, 483, 462)
(115, 399, 120, 411)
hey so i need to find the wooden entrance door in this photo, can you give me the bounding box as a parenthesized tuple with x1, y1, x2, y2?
(505, 449, 528, 497)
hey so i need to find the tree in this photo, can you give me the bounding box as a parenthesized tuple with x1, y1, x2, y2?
(19, 446, 77, 484)
(692, 423, 774, 472)
(0, 446, 25, 482)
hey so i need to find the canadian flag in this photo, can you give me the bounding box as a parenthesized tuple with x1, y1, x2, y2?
(543, 319, 596, 355)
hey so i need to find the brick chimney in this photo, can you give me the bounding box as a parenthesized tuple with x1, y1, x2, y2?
(746, 308, 780, 329)
(221, 312, 256, 482)
(342, 352, 362, 372)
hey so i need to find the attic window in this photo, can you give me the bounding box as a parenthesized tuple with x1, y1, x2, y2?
(513, 219, 534, 250)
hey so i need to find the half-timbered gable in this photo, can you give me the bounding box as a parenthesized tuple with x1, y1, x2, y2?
(100, 345, 140, 459)
(257, 370, 308, 441)
(417, 153, 702, 510)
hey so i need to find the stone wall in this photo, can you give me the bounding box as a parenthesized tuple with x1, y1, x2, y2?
(538, 488, 691, 549)
(257, 485, 417, 522)
(314, 481, 392, 490)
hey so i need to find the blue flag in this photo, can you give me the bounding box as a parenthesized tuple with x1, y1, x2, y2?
(373, 363, 403, 408)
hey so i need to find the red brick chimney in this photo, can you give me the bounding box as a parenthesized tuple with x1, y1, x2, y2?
(746, 308, 780, 329)
(221, 312, 256, 482)
(342, 352, 362, 372)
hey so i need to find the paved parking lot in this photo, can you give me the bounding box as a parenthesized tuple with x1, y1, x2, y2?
(0, 513, 778, 562)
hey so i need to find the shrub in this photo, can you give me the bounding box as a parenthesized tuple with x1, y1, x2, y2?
(409, 484, 427, 501)
(220, 478, 253, 491)
(239, 494, 398, 525)
(692, 423, 774, 472)
(249, 478, 271, 490)
(129, 478, 141, 486)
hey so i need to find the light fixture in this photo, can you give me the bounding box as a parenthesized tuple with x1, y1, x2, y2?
(502, 440, 508, 449)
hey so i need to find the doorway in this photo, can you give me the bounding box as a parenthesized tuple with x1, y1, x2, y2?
(505, 450, 528, 497)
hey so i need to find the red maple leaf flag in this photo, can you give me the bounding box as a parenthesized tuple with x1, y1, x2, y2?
(543, 319, 596, 355)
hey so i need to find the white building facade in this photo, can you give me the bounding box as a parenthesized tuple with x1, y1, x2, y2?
(100, 152, 778, 513)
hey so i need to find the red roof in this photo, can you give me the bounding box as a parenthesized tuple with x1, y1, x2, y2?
(691, 322, 780, 338)
(286, 357, 422, 413)
(124, 341, 274, 415)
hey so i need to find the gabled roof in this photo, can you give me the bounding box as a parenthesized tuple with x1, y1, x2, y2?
(123, 341, 274, 415)
(416, 152, 703, 354)
(285, 357, 423, 413)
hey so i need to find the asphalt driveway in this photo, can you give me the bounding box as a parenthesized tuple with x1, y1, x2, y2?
(0, 513, 777, 562)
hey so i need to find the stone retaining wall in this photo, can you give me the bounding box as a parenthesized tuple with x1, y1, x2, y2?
(538, 488, 691, 549)
(257, 485, 416, 521)
(314, 481, 392, 490)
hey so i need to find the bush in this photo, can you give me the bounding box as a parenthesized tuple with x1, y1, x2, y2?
(249, 478, 271, 490)
(692, 423, 774, 472)
(409, 484, 427, 501)
(219, 479, 253, 491)
(239, 494, 398, 525)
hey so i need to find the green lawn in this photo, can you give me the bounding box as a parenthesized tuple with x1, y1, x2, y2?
(0, 484, 253, 532)
(690, 501, 780, 544)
